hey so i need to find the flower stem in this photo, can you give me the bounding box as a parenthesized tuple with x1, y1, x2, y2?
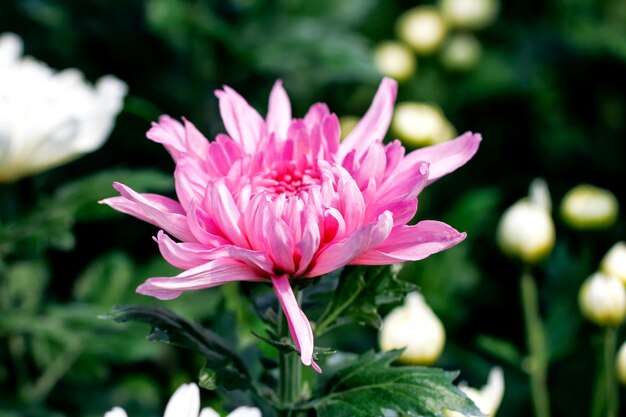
(520, 269, 551, 417)
(592, 326, 618, 417)
(277, 290, 304, 417)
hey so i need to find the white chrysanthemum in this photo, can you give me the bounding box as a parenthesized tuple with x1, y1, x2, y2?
(104, 383, 261, 417)
(446, 367, 505, 417)
(379, 292, 445, 365)
(0, 32, 127, 182)
(600, 242, 626, 284)
(579, 272, 626, 327)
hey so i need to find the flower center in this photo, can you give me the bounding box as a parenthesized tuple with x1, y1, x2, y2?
(255, 160, 321, 197)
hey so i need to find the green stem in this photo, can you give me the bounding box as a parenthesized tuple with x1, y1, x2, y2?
(277, 290, 304, 417)
(520, 269, 551, 417)
(595, 327, 618, 417)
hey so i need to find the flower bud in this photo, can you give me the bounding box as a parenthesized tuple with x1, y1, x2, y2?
(617, 340, 626, 385)
(439, 0, 499, 30)
(496, 181, 555, 264)
(579, 272, 626, 327)
(600, 242, 626, 284)
(379, 293, 445, 365)
(446, 367, 505, 417)
(392, 102, 456, 147)
(560, 184, 619, 230)
(373, 41, 416, 82)
(396, 6, 448, 55)
(440, 33, 482, 71)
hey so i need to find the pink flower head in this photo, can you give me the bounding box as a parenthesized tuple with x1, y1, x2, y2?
(101, 78, 480, 372)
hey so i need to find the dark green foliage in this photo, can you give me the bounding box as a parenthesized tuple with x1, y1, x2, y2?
(305, 351, 481, 417)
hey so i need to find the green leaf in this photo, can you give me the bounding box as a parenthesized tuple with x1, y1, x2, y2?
(1, 260, 49, 313)
(106, 305, 251, 391)
(305, 351, 481, 417)
(315, 266, 416, 336)
(53, 168, 174, 221)
(73, 252, 135, 306)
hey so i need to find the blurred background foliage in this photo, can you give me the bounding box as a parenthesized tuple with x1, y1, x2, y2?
(1, 0, 626, 416)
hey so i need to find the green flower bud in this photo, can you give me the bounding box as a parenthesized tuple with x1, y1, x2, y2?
(617, 340, 626, 385)
(439, 0, 499, 30)
(392, 102, 456, 147)
(445, 367, 505, 417)
(560, 184, 619, 230)
(579, 272, 626, 327)
(379, 293, 445, 365)
(440, 33, 482, 71)
(373, 41, 416, 82)
(600, 242, 626, 284)
(397, 6, 448, 55)
(497, 181, 555, 264)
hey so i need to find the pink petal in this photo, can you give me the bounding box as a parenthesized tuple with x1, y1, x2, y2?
(154, 230, 273, 273)
(185, 203, 230, 248)
(338, 78, 398, 162)
(101, 183, 196, 242)
(215, 86, 265, 154)
(306, 211, 393, 277)
(271, 275, 317, 369)
(296, 210, 321, 275)
(210, 181, 249, 248)
(266, 216, 296, 274)
(137, 258, 266, 300)
(403, 131, 481, 185)
(267, 80, 291, 139)
(337, 174, 365, 234)
(182, 118, 210, 157)
(351, 220, 466, 265)
(146, 115, 186, 161)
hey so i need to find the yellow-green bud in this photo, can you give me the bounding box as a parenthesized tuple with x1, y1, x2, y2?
(440, 33, 482, 71)
(445, 367, 505, 417)
(560, 184, 619, 230)
(392, 102, 456, 147)
(579, 272, 626, 327)
(496, 199, 555, 264)
(379, 293, 445, 365)
(396, 6, 448, 55)
(617, 340, 626, 385)
(373, 41, 416, 82)
(600, 242, 626, 284)
(439, 0, 499, 30)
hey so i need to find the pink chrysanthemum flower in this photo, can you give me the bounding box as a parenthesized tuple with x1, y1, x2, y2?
(102, 78, 480, 372)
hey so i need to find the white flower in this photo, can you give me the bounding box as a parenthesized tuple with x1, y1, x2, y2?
(373, 41, 416, 82)
(496, 179, 555, 263)
(600, 242, 626, 284)
(392, 102, 456, 147)
(445, 367, 505, 417)
(0, 32, 127, 182)
(440, 33, 482, 71)
(560, 184, 619, 230)
(439, 0, 499, 30)
(579, 272, 626, 327)
(104, 383, 262, 417)
(379, 292, 445, 365)
(396, 6, 448, 55)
